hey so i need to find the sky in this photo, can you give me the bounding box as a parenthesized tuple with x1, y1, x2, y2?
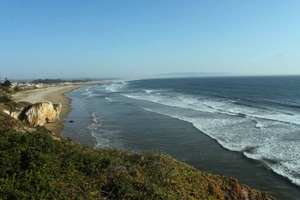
(0, 0, 300, 79)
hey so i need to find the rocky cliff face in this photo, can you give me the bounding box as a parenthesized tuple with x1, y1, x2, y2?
(18, 102, 62, 126)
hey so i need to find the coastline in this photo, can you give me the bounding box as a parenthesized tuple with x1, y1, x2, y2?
(62, 80, 300, 199)
(12, 82, 99, 136)
(10, 79, 299, 199)
(13, 84, 83, 118)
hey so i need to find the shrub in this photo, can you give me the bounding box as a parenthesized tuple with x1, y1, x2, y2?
(0, 128, 274, 199)
(0, 91, 13, 103)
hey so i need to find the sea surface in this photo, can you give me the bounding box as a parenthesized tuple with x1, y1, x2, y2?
(64, 76, 300, 199)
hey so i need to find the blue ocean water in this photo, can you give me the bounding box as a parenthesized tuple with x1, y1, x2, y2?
(64, 76, 300, 199)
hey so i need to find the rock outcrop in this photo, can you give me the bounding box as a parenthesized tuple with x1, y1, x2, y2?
(3, 109, 22, 119)
(19, 101, 62, 126)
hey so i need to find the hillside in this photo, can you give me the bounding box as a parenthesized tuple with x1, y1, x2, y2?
(0, 89, 274, 199)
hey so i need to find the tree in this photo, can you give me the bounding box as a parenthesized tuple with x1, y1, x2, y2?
(2, 80, 12, 87)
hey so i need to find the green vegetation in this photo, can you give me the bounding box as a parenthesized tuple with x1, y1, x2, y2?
(0, 127, 273, 199)
(0, 91, 13, 104)
(1, 80, 12, 87)
(0, 80, 13, 94)
(0, 89, 30, 117)
(0, 82, 14, 106)
(0, 88, 273, 199)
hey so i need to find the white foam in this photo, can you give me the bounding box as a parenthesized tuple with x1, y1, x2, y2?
(145, 90, 154, 94)
(83, 87, 93, 96)
(92, 112, 99, 123)
(123, 91, 300, 127)
(272, 162, 300, 186)
(109, 82, 300, 186)
(144, 89, 167, 94)
(105, 81, 127, 93)
(86, 113, 121, 149)
(105, 97, 113, 102)
(141, 104, 300, 186)
(254, 121, 264, 129)
(92, 129, 121, 149)
(243, 136, 300, 186)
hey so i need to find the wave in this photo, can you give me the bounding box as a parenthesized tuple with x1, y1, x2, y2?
(77, 80, 300, 187)
(120, 85, 300, 186)
(244, 142, 300, 186)
(122, 91, 300, 127)
(234, 99, 297, 116)
(92, 79, 300, 186)
(253, 120, 264, 129)
(83, 87, 93, 96)
(105, 97, 113, 102)
(143, 89, 169, 94)
(92, 112, 98, 123)
(262, 99, 300, 110)
(105, 81, 128, 93)
(88, 112, 121, 149)
(141, 105, 300, 187)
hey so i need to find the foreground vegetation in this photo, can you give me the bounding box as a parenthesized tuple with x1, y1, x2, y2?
(0, 87, 273, 199)
(0, 128, 274, 199)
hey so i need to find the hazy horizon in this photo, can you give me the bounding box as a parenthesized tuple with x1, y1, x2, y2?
(1, 0, 300, 79)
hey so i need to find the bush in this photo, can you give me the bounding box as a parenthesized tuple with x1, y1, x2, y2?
(0, 91, 13, 103)
(1, 80, 12, 87)
(0, 128, 274, 199)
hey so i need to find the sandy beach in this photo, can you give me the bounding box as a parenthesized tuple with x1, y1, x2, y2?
(12, 83, 98, 136)
(13, 84, 89, 117)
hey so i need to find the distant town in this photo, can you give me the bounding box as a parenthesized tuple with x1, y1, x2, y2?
(0, 78, 95, 93)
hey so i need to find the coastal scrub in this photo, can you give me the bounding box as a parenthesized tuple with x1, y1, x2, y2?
(0, 127, 274, 199)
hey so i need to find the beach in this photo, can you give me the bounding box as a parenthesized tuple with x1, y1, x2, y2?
(12, 83, 96, 136)
(13, 85, 83, 117)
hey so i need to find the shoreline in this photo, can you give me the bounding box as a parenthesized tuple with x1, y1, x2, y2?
(62, 81, 300, 200)
(12, 82, 100, 136)
(13, 84, 86, 117)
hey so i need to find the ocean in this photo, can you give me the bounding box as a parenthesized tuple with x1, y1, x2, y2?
(64, 76, 300, 199)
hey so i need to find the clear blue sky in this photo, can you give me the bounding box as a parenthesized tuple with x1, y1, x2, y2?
(1, 0, 300, 79)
